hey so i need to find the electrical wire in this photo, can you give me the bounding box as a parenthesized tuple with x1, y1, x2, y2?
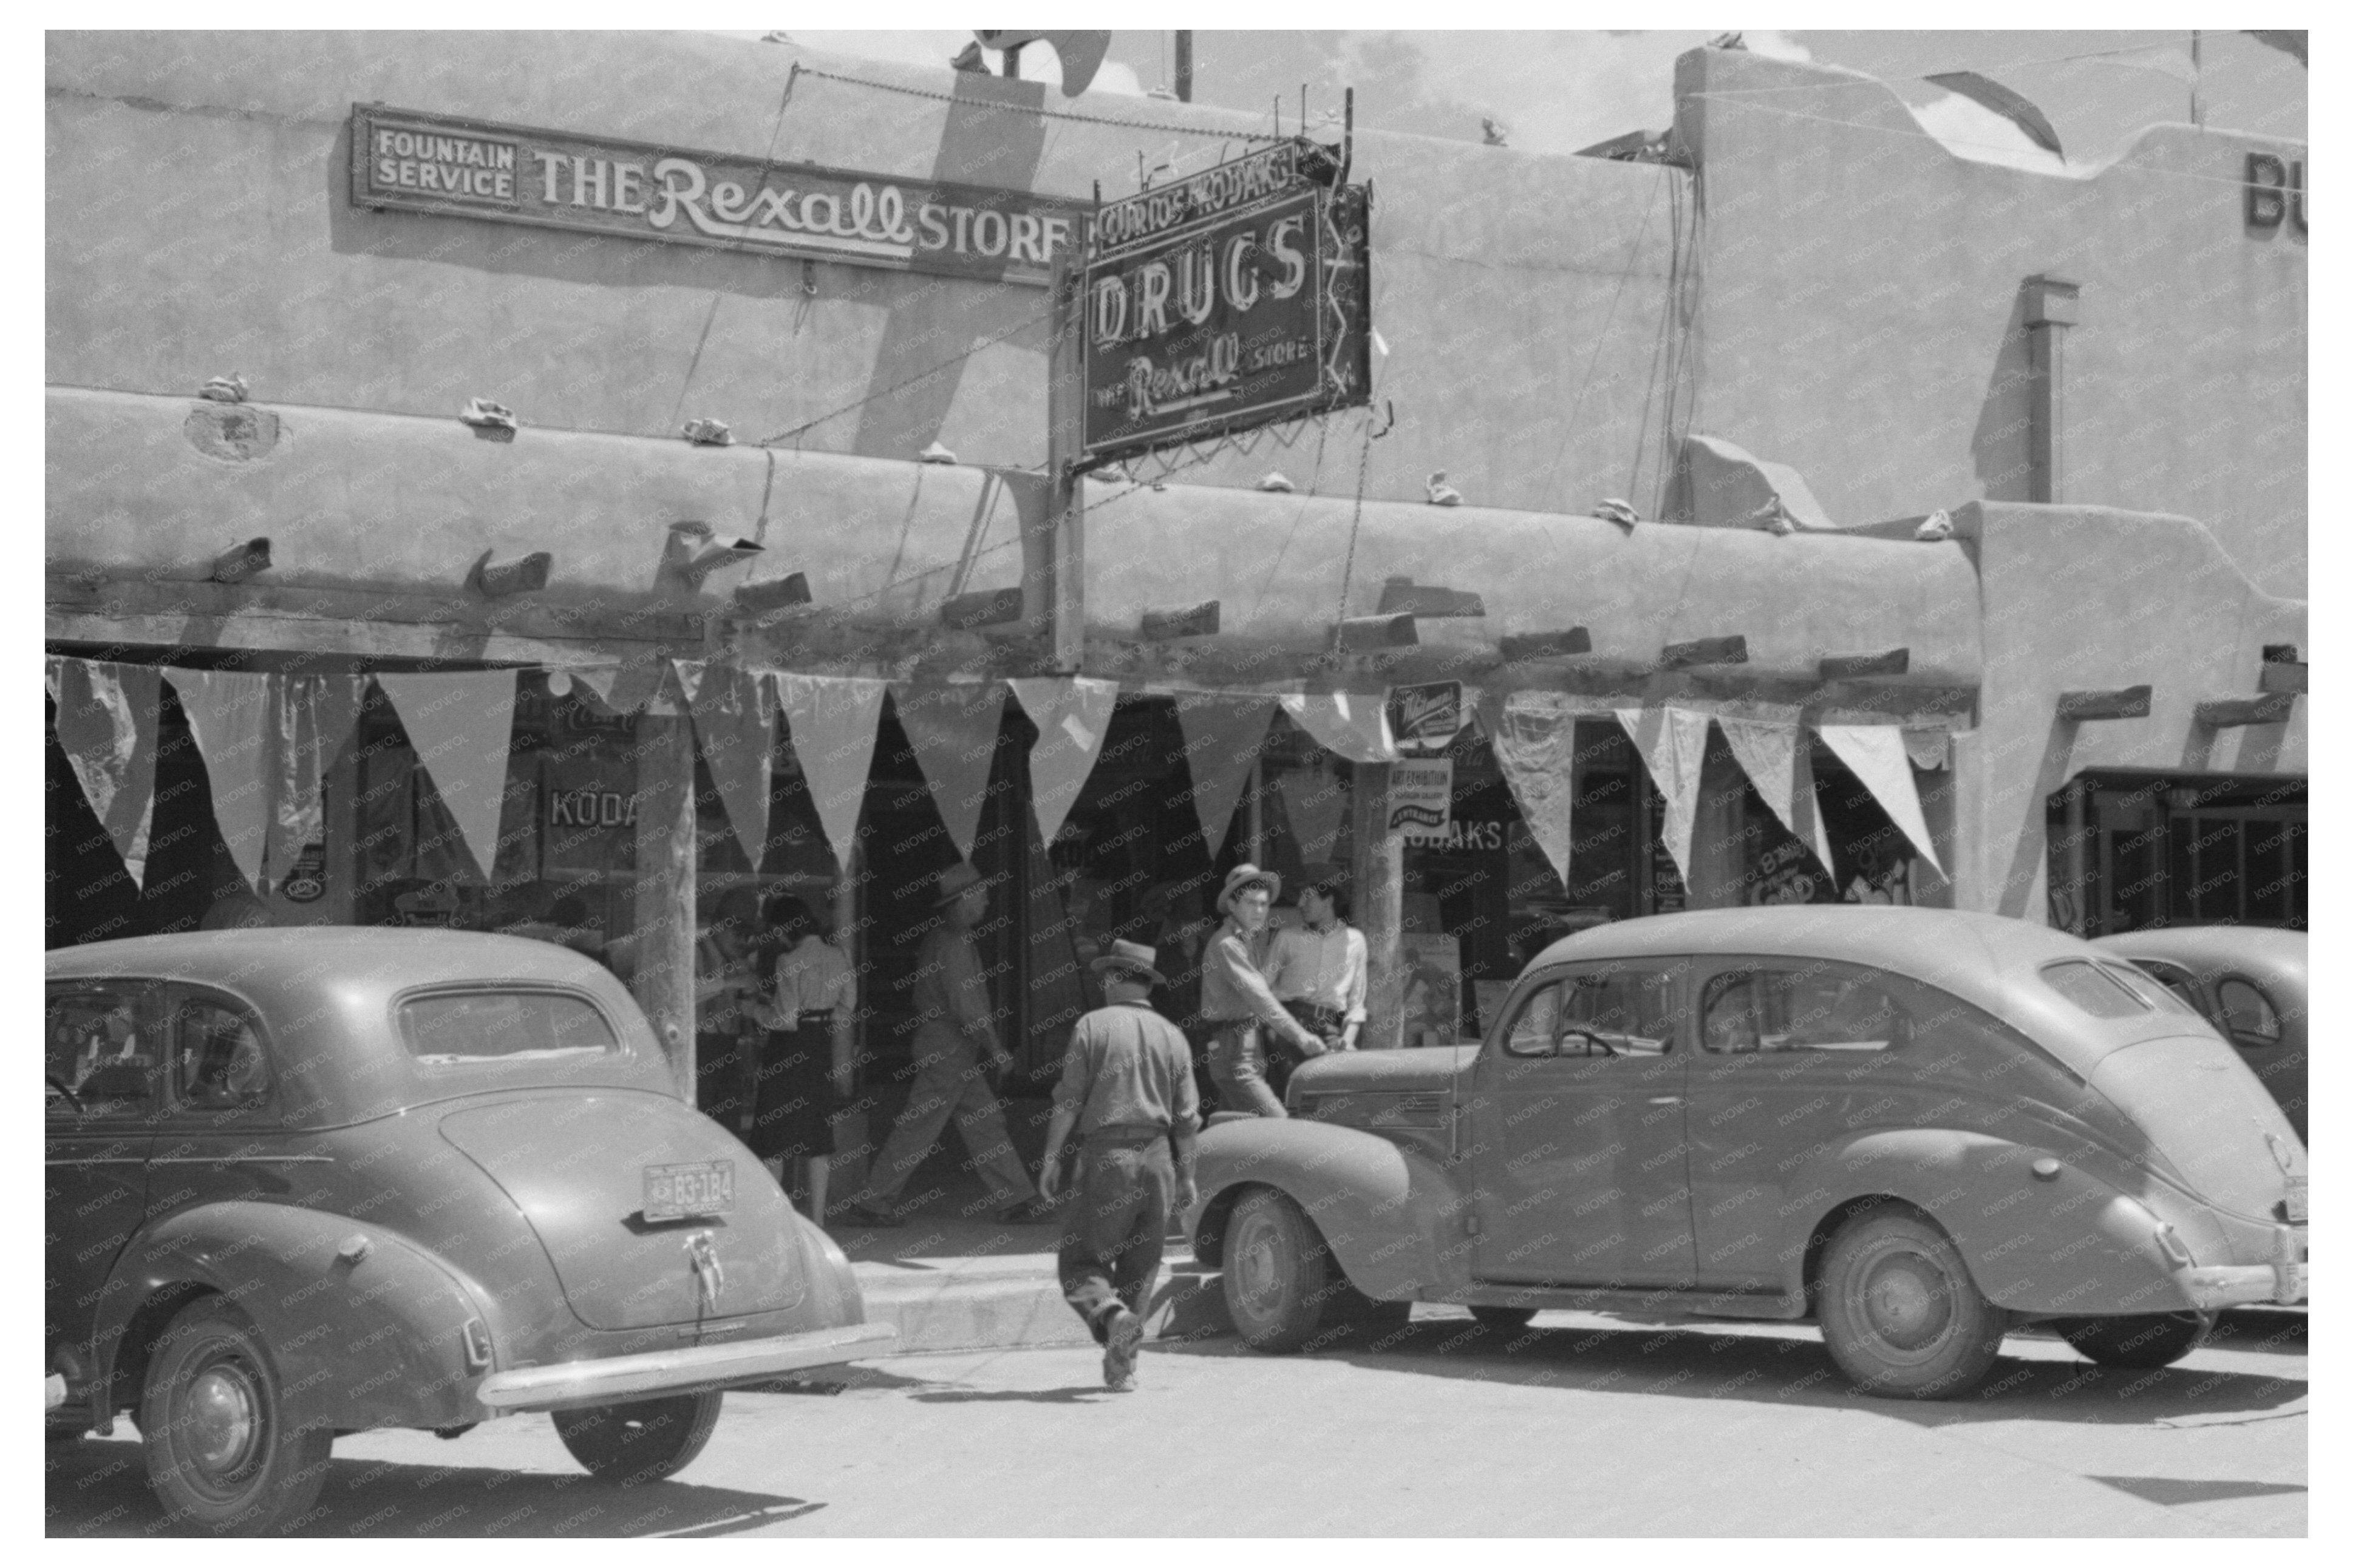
(1542, 165, 1671, 509)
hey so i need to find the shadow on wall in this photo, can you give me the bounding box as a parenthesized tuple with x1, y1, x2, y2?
(322, 106, 1047, 460)
(1970, 282, 2034, 503)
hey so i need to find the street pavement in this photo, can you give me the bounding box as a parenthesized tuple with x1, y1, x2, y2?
(45, 1306, 2303, 1537)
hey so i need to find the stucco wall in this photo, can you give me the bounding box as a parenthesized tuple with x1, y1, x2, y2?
(46, 30, 1679, 521)
(1947, 501, 2305, 920)
(1676, 50, 2306, 597)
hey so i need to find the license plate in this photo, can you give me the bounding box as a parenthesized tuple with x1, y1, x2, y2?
(644, 1159, 734, 1222)
(2283, 1180, 2307, 1224)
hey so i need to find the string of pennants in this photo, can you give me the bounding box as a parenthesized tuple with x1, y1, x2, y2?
(46, 654, 1944, 897)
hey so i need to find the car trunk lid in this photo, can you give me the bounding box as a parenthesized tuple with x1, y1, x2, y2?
(2088, 1034, 2306, 1220)
(437, 1093, 805, 1331)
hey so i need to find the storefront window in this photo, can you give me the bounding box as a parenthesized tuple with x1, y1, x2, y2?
(2047, 772, 2306, 934)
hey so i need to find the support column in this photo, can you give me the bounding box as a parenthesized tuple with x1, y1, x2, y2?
(1038, 253, 1087, 673)
(631, 710, 698, 1099)
(1174, 30, 1194, 103)
(1351, 762, 1405, 1050)
(2024, 275, 2079, 504)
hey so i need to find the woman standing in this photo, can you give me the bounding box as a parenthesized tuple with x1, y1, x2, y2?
(748, 895, 856, 1227)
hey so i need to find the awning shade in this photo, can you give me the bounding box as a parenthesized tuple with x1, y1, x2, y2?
(774, 674, 888, 873)
(1174, 693, 1279, 858)
(1010, 676, 1119, 849)
(375, 670, 520, 884)
(1616, 706, 1711, 891)
(46, 657, 160, 888)
(1817, 724, 1944, 875)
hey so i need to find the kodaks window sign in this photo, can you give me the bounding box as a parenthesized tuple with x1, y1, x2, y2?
(350, 105, 1088, 285)
(1080, 139, 1372, 464)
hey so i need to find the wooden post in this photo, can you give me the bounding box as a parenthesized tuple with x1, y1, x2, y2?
(1039, 250, 1087, 672)
(1352, 762, 1406, 1050)
(1174, 30, 1194, 103)
(631, 708, 698, 1099)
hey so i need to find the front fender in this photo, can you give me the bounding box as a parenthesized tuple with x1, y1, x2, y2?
(1188, 1119, 1471, 1301)
(1783, 1130, 2192, 1316)
(99, 1201, 487, 1432)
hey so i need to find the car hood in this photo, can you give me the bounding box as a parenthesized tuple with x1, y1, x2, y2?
(438, 1092, 807, 1331)
(1288, 1045, 1476, 1103)
(2089, 1034, 2306, 1221)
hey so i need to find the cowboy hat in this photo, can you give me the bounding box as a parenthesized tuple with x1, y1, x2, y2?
(1216, 863, 1282, 914)
(933, 862, 990, 906)
(1088, 937, 1168, 989)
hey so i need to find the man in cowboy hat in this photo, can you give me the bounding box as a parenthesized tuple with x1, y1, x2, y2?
(1037, 938, 1200, 1391)
(841, 863, 1052, 1227)
(1198, 864, 1329, 1118)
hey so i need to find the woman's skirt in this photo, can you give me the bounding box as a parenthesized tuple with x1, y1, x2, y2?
(744, 1014, 843, 1162)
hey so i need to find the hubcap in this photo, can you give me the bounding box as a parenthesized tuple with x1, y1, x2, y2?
(1233, 1220, 1282, 1310)
(186, 1363, 261, 1478)
(1861, 1253, 1952, 1351)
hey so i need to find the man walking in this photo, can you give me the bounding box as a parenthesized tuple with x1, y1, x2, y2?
(1199, 864, 1329, 1118)
(841, 864, 1053, 1228)
(1038, 939, 1200, 1391)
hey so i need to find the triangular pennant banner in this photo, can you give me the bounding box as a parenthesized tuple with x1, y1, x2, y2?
(1276, 691, 1398, 763)
(774, 674, 888, 872)
(1718, 714, 1837, 877)
(1009, 676, 1120, 847)
(376, 671, 520, 882)
(1274, 763, 1349, 866)
(1173, 692, 1280, 858)
(1490, 693, 1581, 888)
(690, 665, 779, 869)
(670, 658, 707, 710)
(1816, 724, 1945, 877)
(893, 683, 1008, 861)
(268, 677, 322, 881)
(170, 669, 277, 891)
(46, 657, 161, 888)
(1616, 705, 1712, 892)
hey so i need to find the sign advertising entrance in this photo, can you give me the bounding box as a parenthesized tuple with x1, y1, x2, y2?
(1079, 140, 1371, 464)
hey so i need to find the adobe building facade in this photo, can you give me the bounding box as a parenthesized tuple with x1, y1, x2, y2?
(47, 32, 2304, 1084)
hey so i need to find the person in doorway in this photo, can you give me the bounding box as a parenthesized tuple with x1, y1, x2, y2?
(840, 864, 1054, 1228)
(693, 886, 766, 1133)
(1269, 866, 1369, 1071)
(1199, 864, 1328, 1118)
(1037, 939, 1200, 1392)
(747, 895, 857, 1227)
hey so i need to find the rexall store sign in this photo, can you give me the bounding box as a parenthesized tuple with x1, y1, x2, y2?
(350, 106, 1088, 284)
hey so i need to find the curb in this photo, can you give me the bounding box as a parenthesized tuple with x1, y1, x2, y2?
(852, 1256, 1234, 1354)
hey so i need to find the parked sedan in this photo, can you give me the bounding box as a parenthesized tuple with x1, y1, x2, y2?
(1187, 907, 2307, 1399)
(46, 929, 893, 1533)
(2093, 926, 2306, 1141)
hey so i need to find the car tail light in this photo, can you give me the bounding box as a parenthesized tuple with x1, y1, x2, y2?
(461, 1316, 494, 1370)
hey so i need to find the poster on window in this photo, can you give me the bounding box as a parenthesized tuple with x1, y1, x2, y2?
(1388, 759, 1454, 841)
(1398, 932, 1463, 1046)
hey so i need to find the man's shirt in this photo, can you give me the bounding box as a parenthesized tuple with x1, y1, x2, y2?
(1199, 919, 1312, 1044)
(910, 923, 997, 1050)
(1052, 1000, 1202, 1137)
(1268, 921, 1369, 1025)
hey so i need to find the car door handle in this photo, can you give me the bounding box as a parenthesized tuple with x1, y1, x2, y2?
(1647, 1095, 1684, 1106)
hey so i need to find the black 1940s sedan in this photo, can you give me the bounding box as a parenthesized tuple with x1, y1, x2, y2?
(46, 929, 892, 1533)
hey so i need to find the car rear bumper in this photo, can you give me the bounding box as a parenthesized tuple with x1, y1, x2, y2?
(2178, 1224, 2307, 1310)
(474, 1320, 898, 1412)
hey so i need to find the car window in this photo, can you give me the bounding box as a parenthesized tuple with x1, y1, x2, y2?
(48, 985, 163, 1118)
(172, 996, 271, 1110)
(2097, 962, 2199, 1017)
(2038, 960, 2148, 1019)
(1703, 962, 1908, 1054)
(398, 989, 619, 1064)
(1504, 980, 1563, 1057)
(1501, 962, 1684, 1057)
(2125, 959, 2207, 1015)
(2216, 978, 2283, 1046)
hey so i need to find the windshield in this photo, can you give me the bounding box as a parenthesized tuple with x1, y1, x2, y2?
(397, 989, 618, 1065)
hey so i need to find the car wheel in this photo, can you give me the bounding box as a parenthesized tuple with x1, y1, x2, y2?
(553, 1391, 723, 1484)
(2049, 1310, 2215, 1369)
(1220, 1186, 1357, 1353)
(1817, 1207, 2007, 1399)
(1470, 1306, 1539, 1332)
(140, 1297, 333, 1535)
